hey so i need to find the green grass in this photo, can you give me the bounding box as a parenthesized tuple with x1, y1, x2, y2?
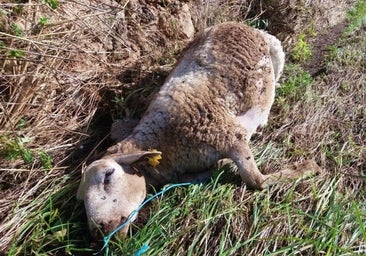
(277, 65, 313, 100)
(6, 179, 90, 255)
(345, 0, 366, 34)
(7, 168, 364, 255)
(0, 135, 53, 169)
(119, 178, 363, 256)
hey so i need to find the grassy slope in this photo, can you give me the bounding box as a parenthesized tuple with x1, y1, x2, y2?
(0, 1, 365, 255)
(111, 24, 366, 255)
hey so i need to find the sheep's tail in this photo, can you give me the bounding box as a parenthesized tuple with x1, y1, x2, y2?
(260, 31, 285, 83)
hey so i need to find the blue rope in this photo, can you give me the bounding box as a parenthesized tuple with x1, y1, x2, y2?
(134, 243, 149, 256)
(101, 182, 191, 255)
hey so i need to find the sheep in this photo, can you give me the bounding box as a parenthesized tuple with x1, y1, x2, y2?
(77, 22, 322, 239)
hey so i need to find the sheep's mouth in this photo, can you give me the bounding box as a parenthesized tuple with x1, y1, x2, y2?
(115, 216, 129, 237)
(90, 216, 129, 241)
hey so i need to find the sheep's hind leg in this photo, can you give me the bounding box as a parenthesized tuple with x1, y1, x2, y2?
(228, 141, 322, 189)
(261, 159, 322, 188)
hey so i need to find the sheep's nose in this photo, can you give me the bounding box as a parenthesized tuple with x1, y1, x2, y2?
(91, 218, 129, 241)
(100, 220, 115, 234)
(99, 217, 128, 235)
(90, 221, 114, 241)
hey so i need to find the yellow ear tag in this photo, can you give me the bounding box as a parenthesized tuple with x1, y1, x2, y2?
(147, 149, 162, 167)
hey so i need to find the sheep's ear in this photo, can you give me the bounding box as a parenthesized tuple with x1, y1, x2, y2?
(76, 168, 87, 201)
(77, 176, 85, 201)
(107, 151, 162, 165)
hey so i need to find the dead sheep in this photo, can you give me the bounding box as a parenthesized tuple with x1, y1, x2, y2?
(77, 22, 322, 239)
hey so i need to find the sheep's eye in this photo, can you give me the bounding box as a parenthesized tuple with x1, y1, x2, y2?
(104, 168, 115, 185)
(105, 168, 115, 177)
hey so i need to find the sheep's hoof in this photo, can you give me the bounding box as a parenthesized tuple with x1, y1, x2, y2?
(292, 159, 323, 177)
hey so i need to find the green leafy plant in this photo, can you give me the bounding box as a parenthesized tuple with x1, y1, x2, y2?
(0, 136, 53, 169)
(16, 117, 28, 129)
(277, 65, 313, 99)
(32, 17, 50, 34)
(1, 135, 33, 164)
(291, 33, 312, 62)
(38, 17, 49, 26)
(42, 0, 59, 10)
(38, 150, 53, 170)
(11, 23, 23, 37)
(8, 49, 25, 58)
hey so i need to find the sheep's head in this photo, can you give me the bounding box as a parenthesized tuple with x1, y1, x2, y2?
(77, 151, 161, 240)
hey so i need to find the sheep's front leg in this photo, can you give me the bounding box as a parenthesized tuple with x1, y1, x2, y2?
(228, 141, 322, 189)
(228, 141, 267, 189)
